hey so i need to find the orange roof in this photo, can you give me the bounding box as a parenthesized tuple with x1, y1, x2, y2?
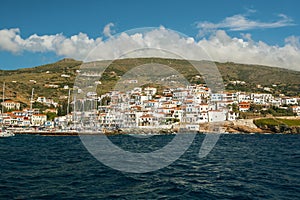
(239, 102, 250, 105)
(141, 114, 154, 118)
(3, 100, 18, 103)
(148, 100, 158, 102)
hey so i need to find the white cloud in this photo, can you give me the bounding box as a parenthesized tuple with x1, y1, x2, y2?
(198, 30, 300, 71)
(0, 28, 22, 53)
(103, 22, 115, 37)
(0, 26, 299, 71)
(0, 29, 103, 60)
(197, 13, 294, 36)
(285, 35, 300, 49)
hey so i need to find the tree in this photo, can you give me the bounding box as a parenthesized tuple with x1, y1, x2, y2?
(57, 101, 69, 116)
(46, 112, 58, 121)
(101, 96, 111, 106)
(33, 102, 48, 112)
(250, 104, 263, 113)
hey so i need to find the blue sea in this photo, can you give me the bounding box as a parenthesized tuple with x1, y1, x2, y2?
(1, 134, 300, 199)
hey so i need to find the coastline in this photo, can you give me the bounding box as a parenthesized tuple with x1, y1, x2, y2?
(10, 116, 300, 136)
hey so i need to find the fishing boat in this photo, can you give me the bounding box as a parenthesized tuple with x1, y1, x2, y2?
(0, 127, 15, 137)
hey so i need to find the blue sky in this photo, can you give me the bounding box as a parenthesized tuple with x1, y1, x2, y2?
(0, 0, 299, 70)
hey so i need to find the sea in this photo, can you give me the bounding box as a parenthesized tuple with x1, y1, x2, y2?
(1, 133, 300, 199)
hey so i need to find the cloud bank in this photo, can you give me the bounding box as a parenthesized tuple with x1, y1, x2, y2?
(0, 24, 299, 71)
(196, 13, 294, 36)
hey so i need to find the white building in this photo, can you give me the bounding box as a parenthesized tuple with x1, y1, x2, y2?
(1, 100, 20, 110)
(138, 114, 158, 126)
(270, 98, 282, 107)
(199, 103, 209, 112)
(144, 87, 157, 96)
(291, 106, 300, 116)
(251, 93, 273, 104)
(208, 110, 227, 122)
(37, 96, 47, 103)
(227, 111, 239, 121)
(198, 112, 209, 123)
(31, 114, 47, 126)
(237, 92, 251, 103)
(282, 97, 298, 105)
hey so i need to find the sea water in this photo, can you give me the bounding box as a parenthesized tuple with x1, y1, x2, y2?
(0, 134, 299, 199)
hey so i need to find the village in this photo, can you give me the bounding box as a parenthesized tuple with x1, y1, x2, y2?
(1, 81, 300, 133)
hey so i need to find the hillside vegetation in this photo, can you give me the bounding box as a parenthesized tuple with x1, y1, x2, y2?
(0, 57, 299, 105)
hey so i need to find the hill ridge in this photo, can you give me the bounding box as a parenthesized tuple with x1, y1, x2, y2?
(0, 58, 299, 105)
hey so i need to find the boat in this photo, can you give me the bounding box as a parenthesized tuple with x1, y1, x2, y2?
(0, 127, 15, 137)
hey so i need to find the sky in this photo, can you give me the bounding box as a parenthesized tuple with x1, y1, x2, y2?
(0, 0, 299, 70)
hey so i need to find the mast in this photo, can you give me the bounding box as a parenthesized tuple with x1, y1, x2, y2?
(30, 88, 34, 110)
(73, 92, 76, 128)
(2, 82, 4, 115)
(67, 89, 71, 115)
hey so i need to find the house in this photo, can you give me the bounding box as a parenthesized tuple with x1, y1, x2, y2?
(37, 96, 47, 103)
(216, 101, 233, 110)
(61, 74, 70, 78)
(237, 92, 251, 103)
(144, 87, 157, 96)
(251, 93, 273, 105)
(198, 111, 209, 123)
(210, 92, 237, 103)
(12, 110, 28, 117)
(138, 114, 157, 126)
(291, 105, 300, 116)
(210, 93, 223, 102)
(238, 102, 250, 112)
(230, 80, 246, 85)
(173, 89, 188, 100)
(21, 118, 31, 127)
(31, 114, 47, 126)
(1, 100, 20, 110)
(3, 116, 12, 126)
(184, 113, 198, 123)
(208, 110, 227, 122)
(44, 108, 58, 114)
(222, 92, 237, 102)
(282, 97, 298, 105)
(227, 111, 239, 121)
(199, 103, 209, 112)
(44, 84, 59, 88)
(173, 108, 183, 121)
(270, 98, 282, 107)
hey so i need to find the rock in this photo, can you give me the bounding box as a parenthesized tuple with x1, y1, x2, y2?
(291, 126, 299, 134)
(272, 125, 281, 133)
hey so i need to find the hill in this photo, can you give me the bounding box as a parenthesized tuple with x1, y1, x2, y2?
(0, 57, 299, 106)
